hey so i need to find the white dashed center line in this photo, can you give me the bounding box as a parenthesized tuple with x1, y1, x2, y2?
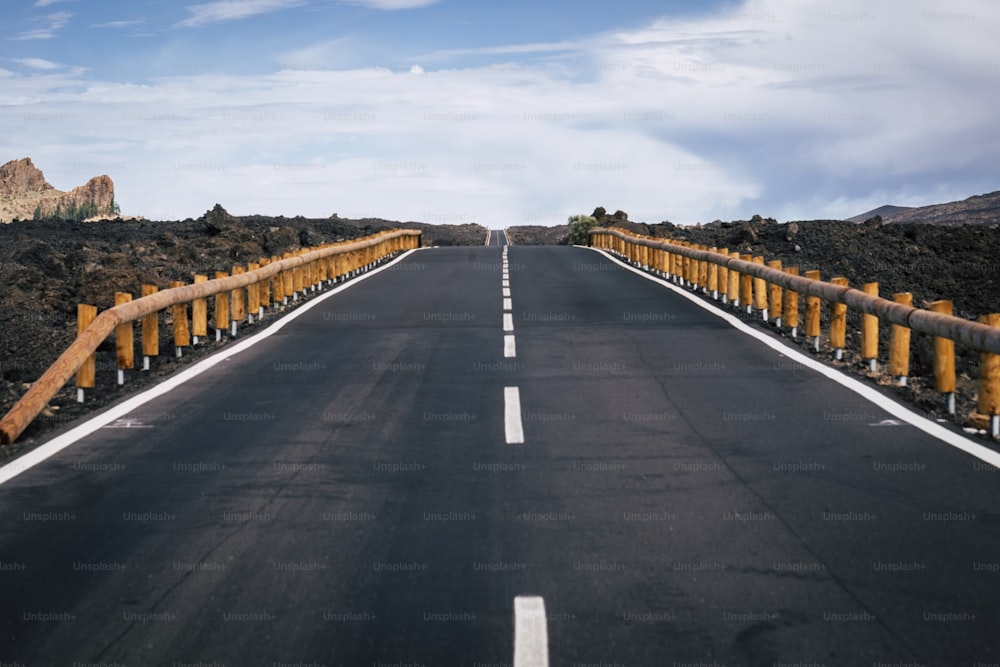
(503, 313, 514, 332)
(504, 334, 517, 358)
(505, 386, 525, 444)
(514, 596, 549, 667)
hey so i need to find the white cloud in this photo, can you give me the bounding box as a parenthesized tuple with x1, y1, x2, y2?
(34, 0, 73, 6)
(90, 20, 144, 28)
(14, 11, 72, 40)
(14, 58, 64, 70)
(275, 37, 363, 70)
(341, 0, 439, 9)
(3, 0, 997, 225)
(177, 0, 307, 27)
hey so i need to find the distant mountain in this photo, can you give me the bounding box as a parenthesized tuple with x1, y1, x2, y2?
(847, 191, 1000, 226)
(846, 204, 914, 223)
(0, 157, 116, 222)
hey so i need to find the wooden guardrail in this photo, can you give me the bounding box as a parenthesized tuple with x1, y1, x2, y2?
(0, 229, 421, 446)
(589, 227, 1000, 435)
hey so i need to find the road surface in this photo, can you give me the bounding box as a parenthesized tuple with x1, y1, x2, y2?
(1, 244, 998, 666)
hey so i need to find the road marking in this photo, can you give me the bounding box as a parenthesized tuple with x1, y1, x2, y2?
(589, 247, 1000, 469)
(505, 334, 517, 358)
(504, 298, 513, 311)
(0, 249, 426, 486)
(103, 418, 153, 429)
(505, 386, 525, 444)
(504, 313, 514, 332)
(502, 279, 510, 287)
(514, 596, 548, 667)
(503, 287, 512, 297)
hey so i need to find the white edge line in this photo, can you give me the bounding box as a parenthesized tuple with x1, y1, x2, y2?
(505, 386, 525, 445)
(0, 249, 425, 486)
(514, 595, 548, 667)
(586, 247, 1000, 468)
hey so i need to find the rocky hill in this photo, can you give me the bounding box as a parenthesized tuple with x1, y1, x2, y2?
(0, 157, 116, 222)
(847, 191, 1000, 226)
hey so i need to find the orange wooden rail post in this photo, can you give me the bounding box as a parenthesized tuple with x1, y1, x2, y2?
(740, 254, 753, 315)
(707, 247, 719, 299)
(291, 259, 303, 301)
(689, 244, 700, 290)
(215, 272, 230, 340)
(332, 252, 343, 284)
(752, 256, 767, 320)
(890, 293, 913, 386)
(727, 251, 740, 307)
(979, 313, 1000, 437)
(717, 248, 729, 303)
(230, 265, 245, 336)
(931, 300, 956, 414)
(328, 253, 338, 284)
(248, 262, 260, 322)
(767, 260, 782, 326)
(282, 254, 294, 303)
(115, 292, 133, 385)
(805, 270, 821, 351)
(76, 304, 97, 403)
(698, 245, 709, 292)
(258, 258, 271, 313)
(171, 281, 190, 358)
(830, 277, 849, 360)
(783, 266, 799, 338)
(317, 256, 328, 287)
(141, 284, 159, 371)
(689, 244, 699, 288)
(272, 256, 285, 306)
(192, 275, 208, 345)
(862, 282, 879, 372)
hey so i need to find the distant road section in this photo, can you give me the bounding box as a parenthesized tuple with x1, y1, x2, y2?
(1, 245, 998, 665)
(486, 228, 509, 246)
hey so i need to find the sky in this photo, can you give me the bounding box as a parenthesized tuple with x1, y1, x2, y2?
(1, 0, 998, 226)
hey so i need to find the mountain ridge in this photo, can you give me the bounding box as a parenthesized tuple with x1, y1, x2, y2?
(847, 191, 1000, 226)
(0, 157, 116, 222)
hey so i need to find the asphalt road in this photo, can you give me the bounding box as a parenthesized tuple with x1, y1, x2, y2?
(1, 244, 999, 666)
(487, 229, 509, 247)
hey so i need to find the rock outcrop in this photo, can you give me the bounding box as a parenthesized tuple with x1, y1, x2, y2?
(0, 157, 116, 222)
